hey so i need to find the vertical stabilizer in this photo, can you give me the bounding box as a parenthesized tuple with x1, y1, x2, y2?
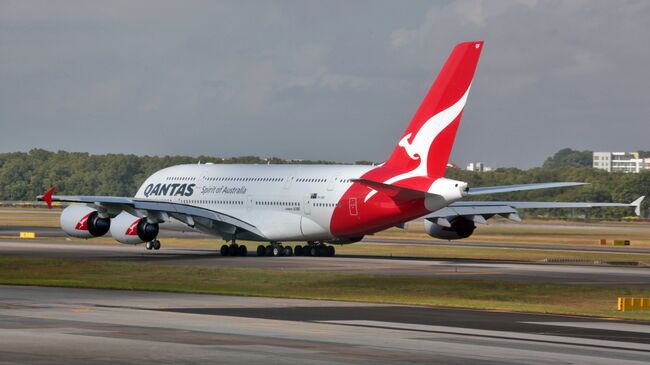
(366, 41, 483, 190)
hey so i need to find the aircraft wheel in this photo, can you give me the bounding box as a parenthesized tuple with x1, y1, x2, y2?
(294, 245, 303, 256)
(153, 240, 161, 250)
(257, 245, 266, 257)
(317, 245, 327, 257)
(228, 244, 239, 256)
(238, 245, 247, 256)
(145, 241, 153, 250)
(284, 246, 293, 256)
(220, 244, 229, 256)
(326, 245, 335, 257)
(309, 246, 318, 257)
(272, 246, 281, 257)
(265, 245, 273, 256)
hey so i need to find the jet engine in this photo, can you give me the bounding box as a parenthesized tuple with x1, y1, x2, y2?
(110, 211, 159, 245)
(424, 216, 476, 240)
(60, 205, 111, 238)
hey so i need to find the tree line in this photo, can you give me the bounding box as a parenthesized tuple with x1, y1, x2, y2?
(0, 149, 647, 218)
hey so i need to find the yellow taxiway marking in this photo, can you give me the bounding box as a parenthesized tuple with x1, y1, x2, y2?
(71, 307, 95, 313)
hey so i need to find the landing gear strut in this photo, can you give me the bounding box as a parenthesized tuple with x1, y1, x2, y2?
(145, 239, 161, 250)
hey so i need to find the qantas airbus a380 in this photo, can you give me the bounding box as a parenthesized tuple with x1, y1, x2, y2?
(38, 41, 642, 257)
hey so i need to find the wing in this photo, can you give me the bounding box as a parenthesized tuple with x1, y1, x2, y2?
(466, 182, 588, 196)
(424, 196, 644, 226)
(37, 191, 266, 240)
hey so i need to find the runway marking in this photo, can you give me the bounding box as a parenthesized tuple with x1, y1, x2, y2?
(71, 307, 95, 313)
(319, 320, 650, 352)
(522, 322, 650, 334)
(566, 281, 648, 285)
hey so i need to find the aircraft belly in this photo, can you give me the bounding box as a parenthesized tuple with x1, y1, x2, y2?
(252, 212, 304, 241)
(300, 216, 331, 240)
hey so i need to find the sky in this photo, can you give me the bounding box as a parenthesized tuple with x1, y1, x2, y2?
(1, 0, 649, 168)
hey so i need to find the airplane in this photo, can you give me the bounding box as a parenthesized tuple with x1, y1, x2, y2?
(38, 41, 643, 257)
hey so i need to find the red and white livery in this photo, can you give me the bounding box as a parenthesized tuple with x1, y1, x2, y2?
(39, 41, 643, 256)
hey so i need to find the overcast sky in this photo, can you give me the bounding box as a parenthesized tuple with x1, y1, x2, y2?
(1, 0, 648, 168)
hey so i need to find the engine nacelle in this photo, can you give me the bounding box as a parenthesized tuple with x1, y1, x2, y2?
(110, 211, 159, 245)
(60, 205, 111, 238)
(424, 216, 476, 240)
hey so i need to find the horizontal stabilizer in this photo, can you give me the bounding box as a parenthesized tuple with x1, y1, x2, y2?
(353, 178, 433, 201)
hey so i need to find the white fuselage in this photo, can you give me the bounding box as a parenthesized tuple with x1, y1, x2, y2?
(134, 164, 373, 241)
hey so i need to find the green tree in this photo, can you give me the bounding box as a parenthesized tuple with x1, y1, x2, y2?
(543, 148, 593, 168)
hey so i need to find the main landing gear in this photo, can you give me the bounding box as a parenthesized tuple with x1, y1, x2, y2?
(255, 243, 293, 257)
(145, 239, 161, 250)
(255, 241, 335, 257)
(220, 241, 247, 256)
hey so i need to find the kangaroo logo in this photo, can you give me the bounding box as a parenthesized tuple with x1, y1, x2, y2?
(364, 84, 471, 202)
(126, 219, 140, 236)
(75, 213, 91, 230)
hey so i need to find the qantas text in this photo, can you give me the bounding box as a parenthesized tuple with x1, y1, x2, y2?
(143, 183, 195, 198)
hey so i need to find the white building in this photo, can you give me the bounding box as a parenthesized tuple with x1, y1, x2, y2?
(466, 162, 493, 172)
(593, 152, 646, 173)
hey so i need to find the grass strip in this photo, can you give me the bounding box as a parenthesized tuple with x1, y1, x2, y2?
(1, 256, 649, 320)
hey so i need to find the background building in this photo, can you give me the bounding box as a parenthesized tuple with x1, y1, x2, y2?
(466, 162, 493, 172)
(593, 152, 646, 173)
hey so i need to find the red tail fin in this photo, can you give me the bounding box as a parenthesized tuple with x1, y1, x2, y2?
(367, 41, 483, 186)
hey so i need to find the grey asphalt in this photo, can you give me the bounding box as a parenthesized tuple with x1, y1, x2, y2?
(366, 236, 650, 254)
(4, 224, 650, 253)
(1, 239, 650, 288)
(1, 285, 649, 364)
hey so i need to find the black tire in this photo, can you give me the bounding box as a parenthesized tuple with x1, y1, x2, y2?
(326, 245, 335, 257)
(238, 245, 247, 256)
(228, 244, 239, 256)
(145, 241, 152, 250)
(272, 246, 281, 257)
(220, 244, 229, 256)
(309, 246, 318, 257)
(316, 245, 327, 257)
(153, 240, 161, 250)
(257, 245, 266, 257)
(284, 246, 293, 256)
(265, 245, 273, 256)
(294, 245, 303, 256)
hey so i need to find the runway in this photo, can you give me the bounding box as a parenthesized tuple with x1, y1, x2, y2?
(2, 239, 650, 288)
(4, 225, 650, 253)
(1, 285, 649, 364)
(368, 237, 650, 254)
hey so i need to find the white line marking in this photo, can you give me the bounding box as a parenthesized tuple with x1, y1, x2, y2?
(319, 320, 650, 351)
(523, 322, 650, 334)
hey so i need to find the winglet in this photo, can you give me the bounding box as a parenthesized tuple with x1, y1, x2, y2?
(38, 187, 55, 209)
(631, 196, 645, 217)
